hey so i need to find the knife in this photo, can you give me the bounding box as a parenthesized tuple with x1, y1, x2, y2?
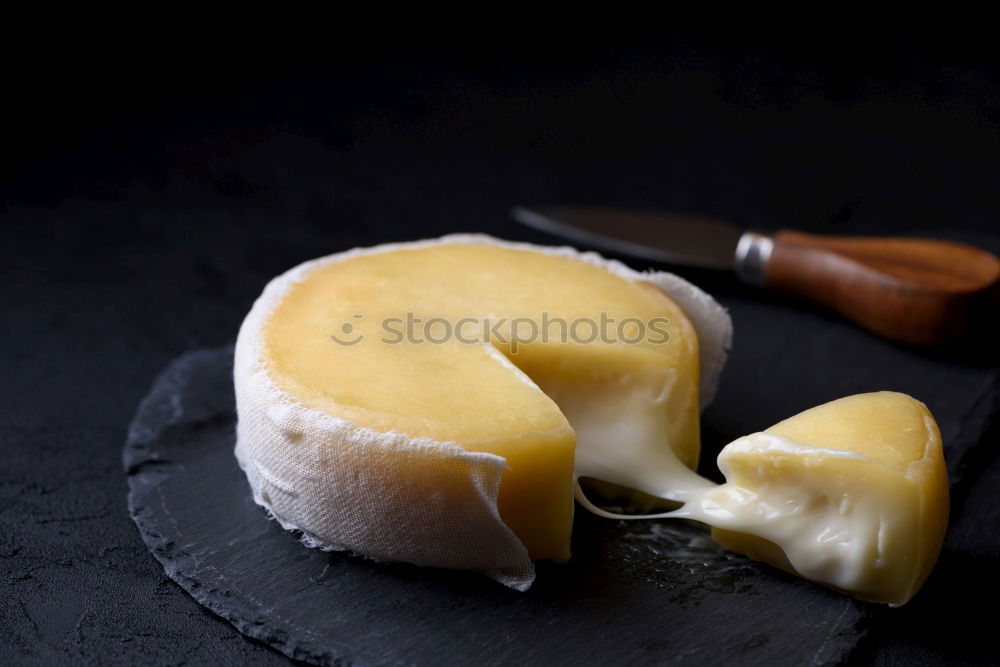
(511, 206, 1000, 346)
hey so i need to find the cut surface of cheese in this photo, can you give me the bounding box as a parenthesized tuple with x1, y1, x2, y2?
(576, 391, 949, 606)
(234, 235, 731, 589)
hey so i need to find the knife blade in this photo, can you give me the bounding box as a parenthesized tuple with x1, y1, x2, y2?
(511, 206, 772, 284)
(511, 205, 1000, 346)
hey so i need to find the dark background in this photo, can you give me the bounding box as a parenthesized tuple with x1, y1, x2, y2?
(3, 25, 999, 664)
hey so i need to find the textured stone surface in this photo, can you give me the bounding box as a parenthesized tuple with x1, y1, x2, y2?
(3, 34, 1000, 665)
(125, 347, 870, 666)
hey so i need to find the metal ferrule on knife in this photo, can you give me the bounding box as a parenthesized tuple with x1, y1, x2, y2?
(733, 232, 774, 287)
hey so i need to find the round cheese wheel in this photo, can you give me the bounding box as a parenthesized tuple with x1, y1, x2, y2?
(234, 234, 731, 589)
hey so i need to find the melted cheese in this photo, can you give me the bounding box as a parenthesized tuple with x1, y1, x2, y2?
(239, 235, 945, 602)
(575, 391, 949, 606)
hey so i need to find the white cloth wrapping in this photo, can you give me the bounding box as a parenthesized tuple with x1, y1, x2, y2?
(234, 234, 732, 590)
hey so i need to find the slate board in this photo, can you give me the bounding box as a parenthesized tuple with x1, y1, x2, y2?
(123, 250, 1000, 667)
(124, 346, 874, 666)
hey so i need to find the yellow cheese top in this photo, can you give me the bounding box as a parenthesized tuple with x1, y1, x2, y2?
(260, 242, 702, 561)
(765, 391, 944, 474)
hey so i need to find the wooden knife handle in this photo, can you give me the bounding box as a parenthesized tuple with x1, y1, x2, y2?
(764, 230, 1000, 346)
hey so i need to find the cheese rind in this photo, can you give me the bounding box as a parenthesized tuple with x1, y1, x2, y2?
(234, 234, 731, 589)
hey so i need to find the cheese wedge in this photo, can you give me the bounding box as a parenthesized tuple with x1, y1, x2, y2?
(678, 392, 948, 606)
(234, 235, 731, 589)
(703, 392, 949, 606)
(575, 391, 948, 605)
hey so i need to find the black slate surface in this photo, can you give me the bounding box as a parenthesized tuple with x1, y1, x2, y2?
(125, 347, 870, 666)
(4, 29, 1000, 665)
